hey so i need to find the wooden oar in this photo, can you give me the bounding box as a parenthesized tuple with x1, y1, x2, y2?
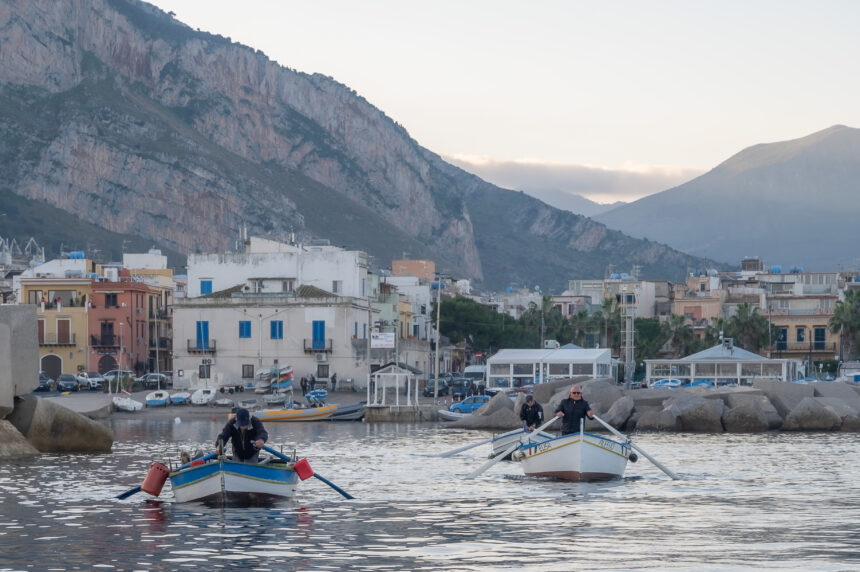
(116, 452, 219, 500)
(591, 415, 680, 480)
(262, 445, 354, 500)
(437, 437, 494, 458)
(465, 416, 558, 479)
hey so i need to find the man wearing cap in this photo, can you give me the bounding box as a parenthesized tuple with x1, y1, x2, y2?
(215, 408, 269, 464)
(519, 395, 544, 431)
(554, 385, 594, 435)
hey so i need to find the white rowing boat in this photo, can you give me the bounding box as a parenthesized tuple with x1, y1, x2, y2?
(490, 427, 554, 458)
(113, 394, 143, 412)
(191, 387, 217, 406)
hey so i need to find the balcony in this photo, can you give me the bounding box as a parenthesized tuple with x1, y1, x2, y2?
(92, 335, 119, 347)
(187, 339, 217, 354)
(39, 333, 77, 346)
(148, 337, 170, 349)
(772, 341, 836, 354)
(303, 338, 333, 353)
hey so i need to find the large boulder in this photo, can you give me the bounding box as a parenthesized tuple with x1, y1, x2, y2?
(637, 394, 724, 432)
(753, 379, 814, 418)
(841, 414, 860, 432)
(5, 395, 113, 453)
(475, 392, 514, 417)
(532, 376, 590, 403)
(815, 397, 859, 417)
(725, 393, 783, 429)
(0, 420, 39, 456)
(601, 395, 634, 429)
(812, 382, 860, 412)
(448, 407, 523, 430)
(580, 379, 624, 414)
(623, 387, 677, 409)
(781, 398, 842, 431)
(707, 386, 765, 406)
(723, 403, 771, 433)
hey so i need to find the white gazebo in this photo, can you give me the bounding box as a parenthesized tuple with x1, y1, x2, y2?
(487, 348, 615, 390)
(368, 362, 422, 406)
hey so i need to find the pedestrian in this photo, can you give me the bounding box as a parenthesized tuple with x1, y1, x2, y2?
(310, 374, 316, 391)
(404, 378, 409, 396)
(478, 383, 485, 395)
(519, 395, 544, 431)
(214, 408, 268, 464)
(554, 385, 594, 435)
(300, 376, 308, 395)
(331, 373, 337, 392)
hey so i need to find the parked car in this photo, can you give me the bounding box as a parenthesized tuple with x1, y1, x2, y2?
(449, 377, 472, 400)
(36, 373, 55, 392)
(103, 369, 134, 383)
(57, 374, 79, 392)
(423, 379, 450, 397)
(449, 395, 490, 414)
(76, 372, 104, 390)
(140, 373, 170, 390)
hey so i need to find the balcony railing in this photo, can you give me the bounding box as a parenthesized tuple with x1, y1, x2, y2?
(303, 338, 333, 353)
(772, 341, 836, 354)
(187, 339, 217, 353)
(39, 333, 76, 346)
(92, 335, 119, 347)
(148, 338, 170, 349)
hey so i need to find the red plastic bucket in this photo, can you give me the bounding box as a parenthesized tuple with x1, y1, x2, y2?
(293, 458, 314, 481)
(141, 462, 170, 496)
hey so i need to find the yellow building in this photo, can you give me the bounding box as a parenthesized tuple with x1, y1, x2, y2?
(20, 277, 93, 380)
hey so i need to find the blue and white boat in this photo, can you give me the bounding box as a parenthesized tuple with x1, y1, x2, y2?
(169, 457, 298, 503)
(170, 391, 191, 405)
(145, 390, 170, 407)
(491, 426, 555, 458)
(651, 378, 682, 389)
(690, 379, 713, 389)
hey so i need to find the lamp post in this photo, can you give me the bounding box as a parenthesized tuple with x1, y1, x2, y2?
(119, 321, 124, 393)
(433, 276, 444, 403)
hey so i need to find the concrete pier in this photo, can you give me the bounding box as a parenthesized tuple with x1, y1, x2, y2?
(364, 404, 440, 422)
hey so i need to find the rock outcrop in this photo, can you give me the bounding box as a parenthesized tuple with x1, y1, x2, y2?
(781, 398, 842, 431)
(449, 407, 522, 431)
(637, 394, 724, 432)
(0, 420, 39, 456)
(5, 395, 113, 453)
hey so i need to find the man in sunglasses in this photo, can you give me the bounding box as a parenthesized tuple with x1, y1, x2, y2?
(554, 385, 594, 435)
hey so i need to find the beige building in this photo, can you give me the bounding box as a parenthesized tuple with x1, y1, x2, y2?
(392, 259, 435, 282)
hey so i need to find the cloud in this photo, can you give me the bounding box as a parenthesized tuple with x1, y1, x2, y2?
(446, 156, 703, 208)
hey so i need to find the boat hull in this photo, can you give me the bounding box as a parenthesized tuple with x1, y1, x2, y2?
(330, 402, 366, 421)
(518, 431, 629, 481)
(112, 396, 143, 412)
(491, 428, 554, 457)
(170, 459, 298, 503)
(253, 405, 337, 422)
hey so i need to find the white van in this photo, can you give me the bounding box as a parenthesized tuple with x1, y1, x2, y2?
(462, 365, 486, 384)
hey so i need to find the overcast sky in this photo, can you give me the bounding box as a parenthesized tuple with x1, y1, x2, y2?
(149, 0, 860, 204)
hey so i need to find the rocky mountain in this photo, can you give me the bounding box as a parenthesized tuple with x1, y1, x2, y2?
(596, 126, 860, 271)
(0, 0, 718, 291)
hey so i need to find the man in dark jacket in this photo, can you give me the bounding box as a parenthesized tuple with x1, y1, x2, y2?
(554, 385, 594, 435)
(519, 395, 544, 430)
(215, 408, 268, 463)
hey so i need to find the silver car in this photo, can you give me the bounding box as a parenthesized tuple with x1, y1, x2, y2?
(76, 372, 105, 390)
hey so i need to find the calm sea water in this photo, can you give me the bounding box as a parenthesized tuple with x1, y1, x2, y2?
(0, 418, 858, 571)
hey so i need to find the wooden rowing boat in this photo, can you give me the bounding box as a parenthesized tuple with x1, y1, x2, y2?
(169, 458, 298, 503)
(252, 404, 338, 422)
(515, 427, 630, 481)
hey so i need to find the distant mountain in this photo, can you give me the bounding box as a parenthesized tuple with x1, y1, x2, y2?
(0, 0, 720, 291)
(596, 126, 860, 270)
(519, 189, 626, 217)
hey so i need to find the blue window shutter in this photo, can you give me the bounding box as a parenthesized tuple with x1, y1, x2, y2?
(197, 321, 209, 349)
(200, 280, 212, 295)
(354, 322, 358, 337)
(270, 321, 276, 339)
(239, 321, 251, 338)
(312, 320, 325, 350)
(278, 321, 283, 339)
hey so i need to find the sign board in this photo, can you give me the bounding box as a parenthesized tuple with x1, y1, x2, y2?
(201, 358, 214, 365)
(371, 332, 395, 349)
(475, 352, 482, 359)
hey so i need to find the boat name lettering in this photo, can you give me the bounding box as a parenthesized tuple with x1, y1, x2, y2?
(598, 439, 623, 454)
(537, 442, 552, 452)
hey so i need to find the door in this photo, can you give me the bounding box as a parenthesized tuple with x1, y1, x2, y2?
(196, 321, 209, 350)
(98, 355, 117, 374)
(57, 319, 70, 344)
(312, 320, 325, 350)
(37, 319, 44, 345)
(101, 321, 115, 345)
(41, 355, 62, 381)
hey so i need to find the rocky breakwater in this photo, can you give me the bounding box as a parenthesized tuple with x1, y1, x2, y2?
(444, 377, 860, 433)
(5, 395, 113, 454)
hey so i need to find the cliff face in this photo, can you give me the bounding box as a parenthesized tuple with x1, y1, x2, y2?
(0, 0, 716, 290)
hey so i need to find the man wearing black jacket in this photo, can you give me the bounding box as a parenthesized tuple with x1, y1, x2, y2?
(554, 385, 594, 435)
(215, 408, 268, 463)
(519, 395, 544, 430)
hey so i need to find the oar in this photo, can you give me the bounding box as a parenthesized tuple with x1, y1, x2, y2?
(262, 445, 354, 500)
(591, 414, 680, 480)
(437, 437, 494, 458)
(116, 452, 219, 500)
(465, 416, 559, 479)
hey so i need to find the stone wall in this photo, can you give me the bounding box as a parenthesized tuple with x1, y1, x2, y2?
(0, 305, 38, 418)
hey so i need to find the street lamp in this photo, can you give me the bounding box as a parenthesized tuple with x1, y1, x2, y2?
(119, 321, 124, 393)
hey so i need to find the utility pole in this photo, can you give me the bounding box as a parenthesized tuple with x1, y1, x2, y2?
(367, 294, 373, 405)
(434, 276, 443, 403)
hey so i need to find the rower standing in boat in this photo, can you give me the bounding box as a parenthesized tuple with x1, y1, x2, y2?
(519, 395, 544, 431)
(554, 385, 594, 435)
(215, 408, 269, 464)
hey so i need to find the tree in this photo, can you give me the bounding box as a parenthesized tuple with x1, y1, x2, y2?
(830, 289, 860, 360)
(717, 303, 775, 354)
(664, 314, 699, 358)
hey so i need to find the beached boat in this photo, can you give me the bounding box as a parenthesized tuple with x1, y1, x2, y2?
(651, 378, 682, 389)
(437, 409, 467, 421)
(253, 404, 338, 422)
(170, 391, 191, 405)
(490, 427, 555, 458)
(191, 388, 217, 406)
(214, 397, 234, 407)
(145, 390, 170, 407)
(515, 424, 631, 481)
(113, 394, 143, 412)
(330, 402, 366, 421)
(263, 392, 290, 407)
(169, 457, 298, 503)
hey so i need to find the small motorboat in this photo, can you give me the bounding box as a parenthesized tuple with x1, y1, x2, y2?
(170, 391, 191, 405)
(146, 390, 170, 407)
(330, 402, 366, 421)
(514, 420, 631, 481)
(113, 394, 143, 412)
(191, 388, 217, 406)
(253, 404, 338, 422)
(213, 397, 234, 408)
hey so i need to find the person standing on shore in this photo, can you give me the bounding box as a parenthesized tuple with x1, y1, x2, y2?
(331, 373, 337, 392)
(300, 376, 308, 395)
(215, 408, 268, 464)
(554, 385, 594, 435)
(310, 374, 316, 391)
(519, 395, 544, 431)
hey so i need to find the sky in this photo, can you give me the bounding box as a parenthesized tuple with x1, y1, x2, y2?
(149, 0, 860, 205)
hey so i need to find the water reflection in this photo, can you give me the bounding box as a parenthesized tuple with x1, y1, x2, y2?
(0, 422, 858, 570)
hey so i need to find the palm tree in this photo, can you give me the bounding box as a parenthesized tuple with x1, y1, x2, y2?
(830, 289, 860, 360)
(724, 303, 774, 353)
(664, 314, 698, 358)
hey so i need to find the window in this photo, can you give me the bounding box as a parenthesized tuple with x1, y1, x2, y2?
(354, 322, 358, 337)
(796, 328, 805, 343)
(814, 327, 826, 350)
(332, 280, 342, 294)
(196, 321, 209, 350)
(239, 321, 251, 339)
(242, 364, 255, 379)
(317, 364, 329, 378)
(105, 293, 118, 308)
(776, 328, 787, 350)
(361, 278, 365, 297)
(270, 320, 283, 340)
(199, 364, 211, 379)
(200, 280, 213, 295)
(363, 323, 367, 338)
(312, 320, 325, 349)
